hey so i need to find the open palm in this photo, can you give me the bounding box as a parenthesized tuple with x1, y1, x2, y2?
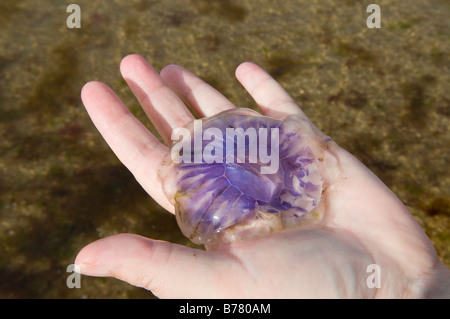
(75, 55, 449, 298)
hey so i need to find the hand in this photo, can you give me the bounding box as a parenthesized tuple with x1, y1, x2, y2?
(76, 54, 450, 298)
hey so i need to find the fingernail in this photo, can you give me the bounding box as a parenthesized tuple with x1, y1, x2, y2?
(75, 263, 111, 277)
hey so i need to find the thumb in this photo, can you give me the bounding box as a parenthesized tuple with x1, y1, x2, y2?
(74, 233, 227, 298)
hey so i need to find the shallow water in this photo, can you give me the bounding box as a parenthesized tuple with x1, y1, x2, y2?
(0, 0, 449, 298)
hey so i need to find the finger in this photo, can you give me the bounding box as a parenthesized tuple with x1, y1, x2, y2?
(160, 64, 235, 117)
(235, 62, 308, 120)
(120, 54, 195, 144)
(81, 81, 174, 213)
(75, 234, 233, 298)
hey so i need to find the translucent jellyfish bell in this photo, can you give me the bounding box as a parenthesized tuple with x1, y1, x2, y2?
(159, 108, 324, 245)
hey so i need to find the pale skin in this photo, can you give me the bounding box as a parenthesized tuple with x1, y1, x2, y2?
(76, 54, 450, 298)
